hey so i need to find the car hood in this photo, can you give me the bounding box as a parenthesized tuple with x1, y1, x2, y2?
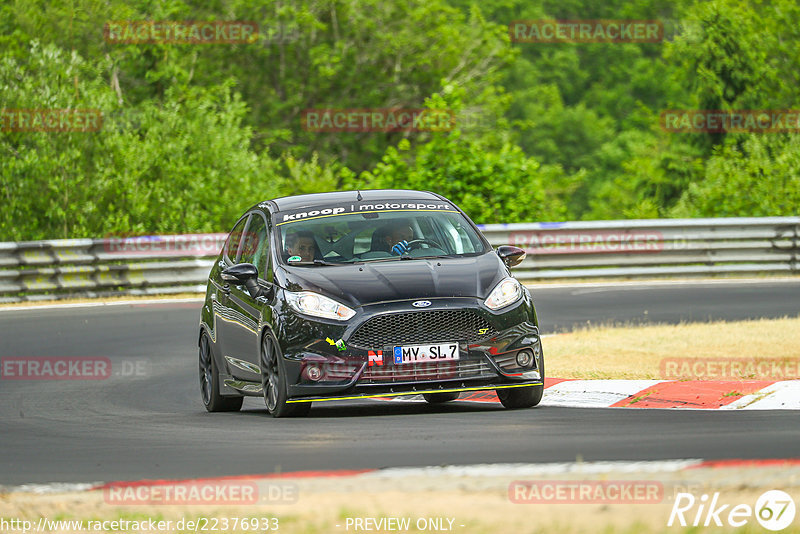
(275, 253, 507, 307)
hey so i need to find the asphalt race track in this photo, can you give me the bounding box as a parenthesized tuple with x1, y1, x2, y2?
(1, 280, 799, 485)
(533, 279, 800, 331)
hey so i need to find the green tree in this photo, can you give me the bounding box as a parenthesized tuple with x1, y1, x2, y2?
(353, 93, 574, 223)
(0, 42, 278, 240)
(672, 134, 800, 217)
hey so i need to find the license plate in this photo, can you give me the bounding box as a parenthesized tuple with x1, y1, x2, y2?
(392, 343, 459, 364)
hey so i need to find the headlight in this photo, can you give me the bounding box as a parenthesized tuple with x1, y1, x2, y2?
(484, 277, 522, 310)
(286, 291, 356, 321)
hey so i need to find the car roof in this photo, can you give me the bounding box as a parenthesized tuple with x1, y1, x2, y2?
(267, 189, 443, 212)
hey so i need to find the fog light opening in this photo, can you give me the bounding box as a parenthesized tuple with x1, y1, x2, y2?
(516, 349, 534, 368)
(306, 364, 323, 382)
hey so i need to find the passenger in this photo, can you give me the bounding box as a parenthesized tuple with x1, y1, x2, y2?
(285, 230, 316, 262)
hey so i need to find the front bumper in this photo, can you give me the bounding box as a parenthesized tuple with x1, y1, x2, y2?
(286, 382, 543, 404)
(279, 296, 543, 402)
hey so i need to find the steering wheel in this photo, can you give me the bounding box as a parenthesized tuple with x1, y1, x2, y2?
(405, 238, 444, 251)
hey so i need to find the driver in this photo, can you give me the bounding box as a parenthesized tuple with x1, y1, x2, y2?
(384, 223, 414, 255)
(285, 230, 316, 262)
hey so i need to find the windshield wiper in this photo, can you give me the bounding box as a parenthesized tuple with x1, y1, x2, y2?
(288, 259, 338, 266)
(399, 254, 451, 261)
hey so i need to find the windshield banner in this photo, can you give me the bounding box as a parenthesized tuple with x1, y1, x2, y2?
(275, 201, 458, 225)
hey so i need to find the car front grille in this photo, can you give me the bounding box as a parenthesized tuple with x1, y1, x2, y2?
(349, 309, 497, 348)
(359, 359, 493, 383)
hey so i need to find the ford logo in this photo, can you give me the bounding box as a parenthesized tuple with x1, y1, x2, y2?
(412, 300, 431, 308)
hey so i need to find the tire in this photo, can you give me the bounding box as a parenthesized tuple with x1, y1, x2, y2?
(423, 392, 460, 403)
(261, 333, 311, 418)
(497, 352, 545, 409)
(199, 332, 244, 412)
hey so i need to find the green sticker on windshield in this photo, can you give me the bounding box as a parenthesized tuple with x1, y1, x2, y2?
(288, 255, 302, 262)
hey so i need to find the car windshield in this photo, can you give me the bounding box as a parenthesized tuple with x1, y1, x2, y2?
(275, 202, 488, 265)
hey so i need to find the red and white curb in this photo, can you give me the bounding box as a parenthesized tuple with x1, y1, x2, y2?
(387, 378, 800, 409)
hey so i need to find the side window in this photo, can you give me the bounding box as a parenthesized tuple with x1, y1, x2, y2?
(448, 220, 476, 254)
(224, 216, 249, 264)
(239, 214, 269, 277)
(429, 216, 478, 254)
(453, 219, 484, 253)
(417, 217, 452, 252)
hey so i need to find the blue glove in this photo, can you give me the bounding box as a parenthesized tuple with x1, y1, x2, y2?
(391, 240, 410, 255)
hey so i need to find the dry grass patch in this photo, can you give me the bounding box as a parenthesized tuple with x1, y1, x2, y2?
(544, 316, 800, 379)
(3, 467, 800, 534)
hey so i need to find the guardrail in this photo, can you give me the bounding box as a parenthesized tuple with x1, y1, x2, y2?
(0, 234, 226, 303)
(0, 217, 798, 302)
(479, 216, 800, 281)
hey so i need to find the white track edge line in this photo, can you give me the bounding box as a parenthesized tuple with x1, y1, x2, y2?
(0, 297, 204, 312)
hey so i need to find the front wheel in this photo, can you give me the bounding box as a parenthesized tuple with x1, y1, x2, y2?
(497, 384, 544, 409)
(199, 332, 243, 412)
(497, 353, 545, 409)
(261, 334, 311, 418)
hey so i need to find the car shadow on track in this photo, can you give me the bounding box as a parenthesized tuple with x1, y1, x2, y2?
(237, 399, 517, 418)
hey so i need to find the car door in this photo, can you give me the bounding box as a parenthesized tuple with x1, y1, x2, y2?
(214, 213, 248, 361)
(216, 214, 256, 382)
(222, 211, 271, 384)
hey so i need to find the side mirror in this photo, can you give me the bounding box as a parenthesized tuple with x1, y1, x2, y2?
(221, 263, 258, 283)
(221, 263, 263, 299)
(496, 245, 526, 268)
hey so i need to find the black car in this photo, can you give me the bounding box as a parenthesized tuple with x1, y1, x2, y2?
(199, 190, 544, 417)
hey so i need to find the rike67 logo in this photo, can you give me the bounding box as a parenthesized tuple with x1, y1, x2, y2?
(669, 490, 796, 531)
